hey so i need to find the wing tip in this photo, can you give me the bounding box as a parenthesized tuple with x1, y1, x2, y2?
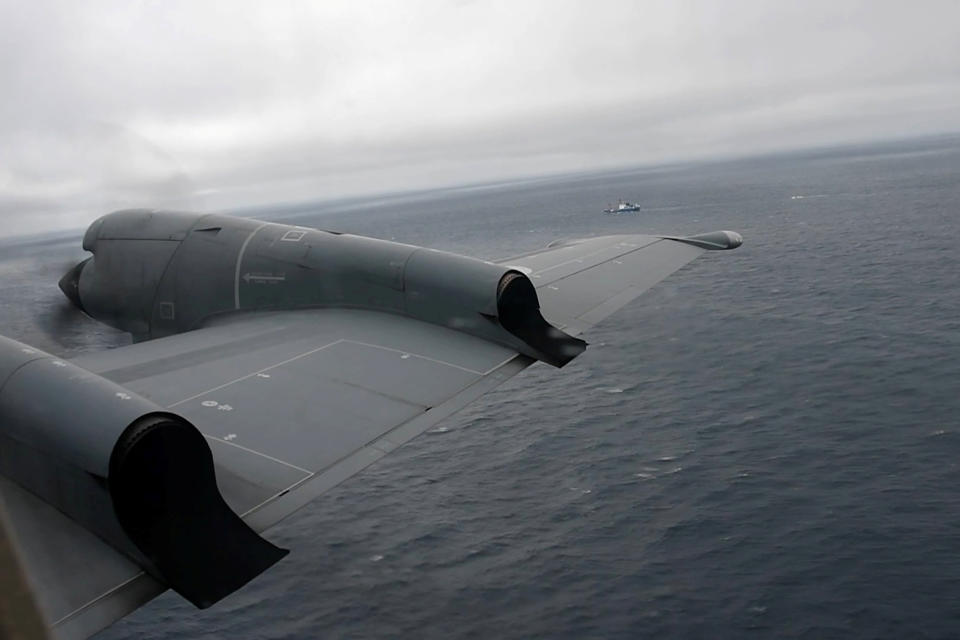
(662, 230, 743, 251)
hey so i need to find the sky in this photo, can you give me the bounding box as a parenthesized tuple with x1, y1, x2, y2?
(1, 0, 959, 236)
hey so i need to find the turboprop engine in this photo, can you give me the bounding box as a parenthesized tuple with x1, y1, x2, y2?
(60, 209, 586, 366)
(0, 335, 286, 608)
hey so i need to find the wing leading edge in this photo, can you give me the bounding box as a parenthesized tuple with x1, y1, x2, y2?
(502, 232, 741, 334)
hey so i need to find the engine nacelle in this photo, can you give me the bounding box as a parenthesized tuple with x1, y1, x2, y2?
(0, 335, 286, 608)
(60, 210, 203, 337)
(62, 209, 585, 366)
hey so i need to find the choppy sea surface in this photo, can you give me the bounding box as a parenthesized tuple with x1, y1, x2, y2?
(3, 135, 960, 639)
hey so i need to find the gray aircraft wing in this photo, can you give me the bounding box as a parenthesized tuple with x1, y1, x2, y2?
(4, 231, 736, 639)
(499, 232, 739, 335)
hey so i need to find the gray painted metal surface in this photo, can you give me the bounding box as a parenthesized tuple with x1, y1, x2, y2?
(71, 210, 583, 363)
(0, 209, 741, 639)
(0, 334, 287, 633)
(0, 493, 51, 640)
(0, 475, 161, 639)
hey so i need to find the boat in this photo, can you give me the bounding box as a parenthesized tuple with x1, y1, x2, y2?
(604, 200, 641, 214)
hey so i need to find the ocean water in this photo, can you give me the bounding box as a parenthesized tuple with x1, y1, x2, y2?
(3, 135, 960, 639)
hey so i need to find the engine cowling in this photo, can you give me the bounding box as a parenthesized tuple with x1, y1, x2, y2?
(0, 335, 286, 608)
(63, 209, 585, 366)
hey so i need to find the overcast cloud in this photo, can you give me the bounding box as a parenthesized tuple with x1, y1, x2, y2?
(1, 0, 959, 235)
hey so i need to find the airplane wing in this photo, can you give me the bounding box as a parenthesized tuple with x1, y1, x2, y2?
(497, 232, 736, 334)
(2, 231, 737, 639)
(0, 493, 51, 640)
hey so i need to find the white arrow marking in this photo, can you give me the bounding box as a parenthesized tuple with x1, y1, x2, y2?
(242, 273, 286, 284)
(115, 392, 131, 400)
(224, 434, 237, 441)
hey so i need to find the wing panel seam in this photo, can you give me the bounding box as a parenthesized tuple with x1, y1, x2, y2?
(342, 339, 488, 376)
(52, 573, 146, 627)
(166, 339, 346, 408)
(204, 435, 313, 475)
(534, 238, 666, 286)
(239, 353, 530, 525)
